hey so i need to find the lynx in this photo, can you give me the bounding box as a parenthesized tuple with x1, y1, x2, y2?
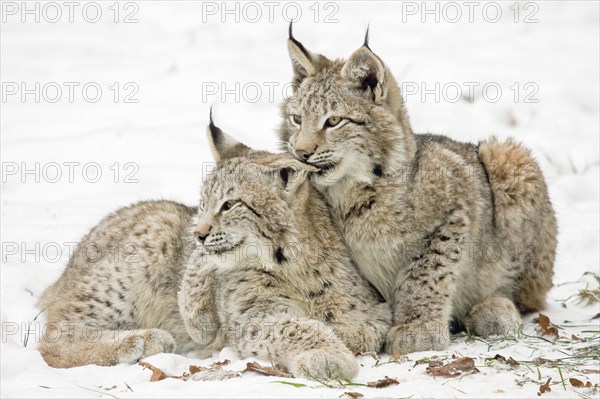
(38, 117, 391, 380)
(178, 120, 391, 380)
(38, 200, 196, 368)
(279, 25, 557, 354)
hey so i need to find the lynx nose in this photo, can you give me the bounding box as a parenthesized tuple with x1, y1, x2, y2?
(295, 149, 312, 161)
(195, 232, 207, 243)
(194, 224, 211, 244)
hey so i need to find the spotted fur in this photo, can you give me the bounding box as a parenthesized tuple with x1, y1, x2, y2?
(38, 200, 197, 367)
(38, 123, 391, 376)
(278, 28, 557, 354)
(179, 123, 391, 380)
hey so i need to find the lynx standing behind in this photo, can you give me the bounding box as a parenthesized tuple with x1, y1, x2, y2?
(279, 25, 557, 354)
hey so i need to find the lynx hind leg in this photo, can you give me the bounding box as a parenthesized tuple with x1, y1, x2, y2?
(464, 297, 521, 337)
(478, 137, 556, 312)
(513, 216, 556, 312)
(39, 323, 176, 368)
(236, 311, 358, 381)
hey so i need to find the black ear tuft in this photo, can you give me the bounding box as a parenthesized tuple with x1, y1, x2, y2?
(288, 21, 310, 59)
(363, 24, 370, 49)
(206, 110, 252, 162)
(287, 21, 319, 90)
(208, 107, 222, 143)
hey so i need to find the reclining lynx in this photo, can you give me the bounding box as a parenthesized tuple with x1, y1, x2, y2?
(178, 120, 390, 380)
(38, 118, 390, 380)
(279, 26, 557, 354)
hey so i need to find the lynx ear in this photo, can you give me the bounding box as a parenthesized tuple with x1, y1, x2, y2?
(276, 162, 316, 197)
(256, 154, 318, 196)
(341, 39, 387, 104)
(287, 22, 316, 89)
(206, 111, 251, 162)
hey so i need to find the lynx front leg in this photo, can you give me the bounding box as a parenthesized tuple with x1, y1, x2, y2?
(330, 302, 392, 354)
(464, 296, 521, 337)
(178, 262, 221, 353)
(236, 309, 358, 381)
(386, 209, 469, 354)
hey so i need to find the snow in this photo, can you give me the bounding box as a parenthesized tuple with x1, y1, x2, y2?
(1, 1, 599, 398)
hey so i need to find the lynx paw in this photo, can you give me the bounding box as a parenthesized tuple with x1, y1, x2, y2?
(291, 348, 358, 380)
(141, 328, 176, 356)
(336, 325, 386, 354)
(464, 297, 521, 337)
(117, 336, 146, 363)
(117, 329, 176, 363)
(385, 322, 450, 355)
(185, 315, 220, 346)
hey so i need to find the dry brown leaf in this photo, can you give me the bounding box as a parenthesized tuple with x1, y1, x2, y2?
(189, 365, 208, 375)
(493, 354, 519, 366)
(538, 377, 552, 396)
(582, 369, 600, 374)
(506, 358, 520, 366)
(534, 357, 551, 366)
(140, 361, 239, 383)
(366, 376, 399, 388)
(212, 359, 231, 368)
(570, 378, 586, 388)
(189, 359, 231, 375)
(569, 378, 593, 388)
(190, 368, 240, 381)
(427, 360, 444, 368)
(414, 356, 445, 367)
(389, 352, 409, 363)
(341, 392, 364, 398)
(534, 313, 559, 338)
(426, 357, 479, 378)
(139, 361, 169, 382)
(242, 361, 293, 378)
(188, 360, 239, 381)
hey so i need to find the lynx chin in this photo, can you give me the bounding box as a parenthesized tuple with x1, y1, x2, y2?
(279, 25, 557, 354)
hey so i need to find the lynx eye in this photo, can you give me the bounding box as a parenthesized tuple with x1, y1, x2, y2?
(323, 116, 347, 128)
(198, 200, 206, 211)
(220, 200, 238, 212)
(290, 115, 302, 126)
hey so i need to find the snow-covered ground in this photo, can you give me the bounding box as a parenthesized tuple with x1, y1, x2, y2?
(1, 1, 599, 398)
